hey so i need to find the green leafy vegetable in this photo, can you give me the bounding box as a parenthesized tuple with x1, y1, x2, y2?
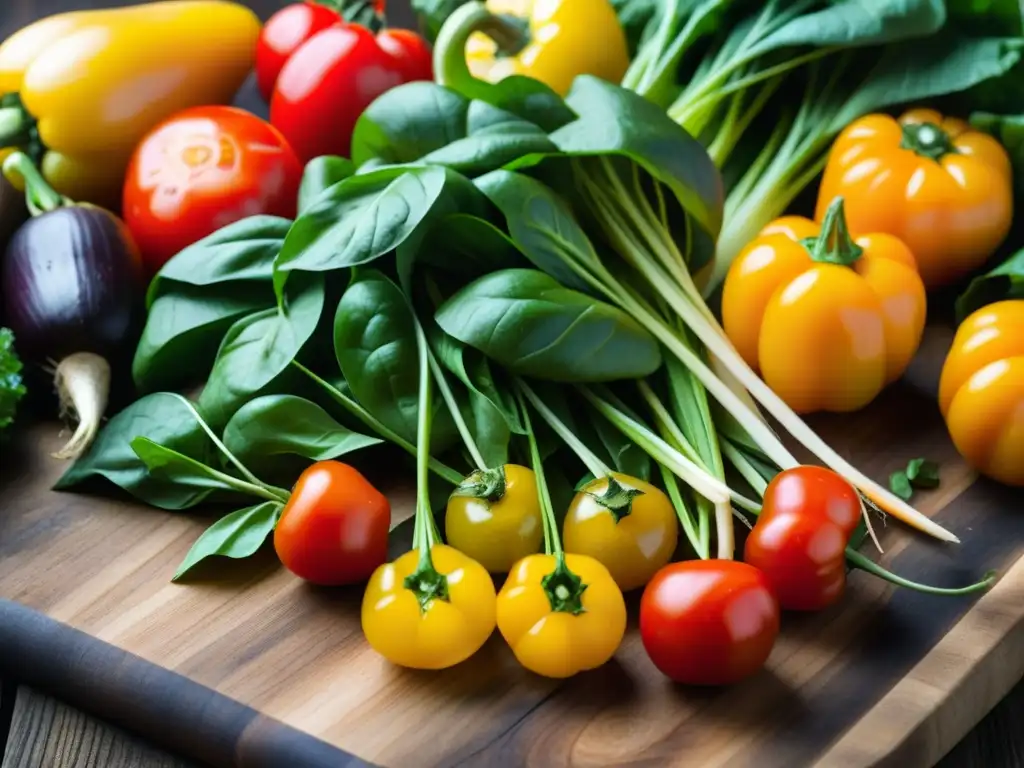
(172, 501, 283, 581)
(222, 394, 383, 465)
(53, 393, 217, 509)
(298, 155, 356, 214)
(198, 274, 325, 429)
(957, 247, 1024, 321)
(0, 328, 26, 433)
(889, 458, 940, 501)
(435, 268, 664, 382)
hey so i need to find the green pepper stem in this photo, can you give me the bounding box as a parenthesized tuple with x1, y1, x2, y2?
(2, 150, 68, 216)
(809, 197, 863, 266)
(432, 1, 525, 100)
(900, 121, 957, 162)
(0, 105, 34, 148)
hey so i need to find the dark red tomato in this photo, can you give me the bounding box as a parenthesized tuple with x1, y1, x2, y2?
(640, 560, 780, 686)
(274, 461, 391, 586)
(123, 106, 302, 273)
(744, 466, 862, 612)
(269, 24, 432, 162)
(255, 2, 343, 102)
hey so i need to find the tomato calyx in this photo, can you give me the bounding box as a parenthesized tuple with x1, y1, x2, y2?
(451, 466, 506, 503)
(404, 549, 451, 614)
(805, 197, 862, 267)
(585, 475, 644, 522)
(900, 121, 957, 162)
(542, 555, 588, 615)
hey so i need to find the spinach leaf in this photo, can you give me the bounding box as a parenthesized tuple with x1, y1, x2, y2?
(298, 156, 356, 214)
(145, 216, 291, 306)
(956, 247, 1024, 321)
(52, 392, 216, 510)
(435, 268, 663, 382)
(173, 501, 283, 582)
(610, 0, 661, 55)
(592, 416, 650, 480)
(222, 394, 382, 465)
(198, 273, 325, 430)
(947, 0, 1023, 35)
(417, 212, 528, 278)
(334, 269, 456, 449)
(132, 282, 274, 394)
(131, 437, 244, 495)
(473, 170, 597, 294)
(274, 165, 486, 297)
(463, 387, 511, 468)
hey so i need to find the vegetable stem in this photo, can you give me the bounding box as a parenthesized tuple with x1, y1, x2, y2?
(2, 151, 68, 216)
(658, 463, 707, 559)
(291, 360, 464, 485)
(517, 379, 610, 480)
(425, 336, 487, 471)
(845, 550, 996, 597)
(433, 2, 523, 102)
(517, 390, 560, 558)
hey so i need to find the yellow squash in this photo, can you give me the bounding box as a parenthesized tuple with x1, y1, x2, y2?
(0, 1, 261, 208)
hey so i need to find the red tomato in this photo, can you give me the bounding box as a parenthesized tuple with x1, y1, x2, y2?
(255, 2, 343, 102)
(640, 560, 780, 686)
(123, 106, 302, 273)
(274, 461, 391, 586)
(744, 466, 862, 612)
(270, 24, 432, 162)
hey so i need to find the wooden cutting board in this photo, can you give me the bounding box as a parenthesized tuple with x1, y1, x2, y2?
(0, 328, 1022, 768)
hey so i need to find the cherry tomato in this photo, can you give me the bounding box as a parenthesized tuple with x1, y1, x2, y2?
(640, 560, 780, 686)
(274, 460, 391, 586)
(445, 464, 543, 574)
(255, 2, 343, 102)
(744, 466, 862, 611)
(562, 473, 678, 591)
(270, 24, 432, 162)
(123, 106, 302, 273)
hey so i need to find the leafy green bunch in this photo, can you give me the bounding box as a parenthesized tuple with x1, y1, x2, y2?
(55, 52, 988, 597)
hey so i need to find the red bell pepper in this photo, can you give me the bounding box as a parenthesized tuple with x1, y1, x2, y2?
(264, 4, 431, 163)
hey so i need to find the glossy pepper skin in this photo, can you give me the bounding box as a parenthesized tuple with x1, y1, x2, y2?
(744, 466, 863, 611)
(562, 473, 678, 592)
(445, 464, 543, 574)
(0, 1, 260, 209)
(816, 109, 1013, 289)
(938, 300, 1024, 487)
(496, 553, 626, 678)
(722, 198, 927, 415)
(362, 544, 497, 670)
(270, 23, 432, 162)
(463, 0, 629, 97)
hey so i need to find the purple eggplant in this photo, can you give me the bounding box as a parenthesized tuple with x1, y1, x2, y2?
(1, 151, 144, 459)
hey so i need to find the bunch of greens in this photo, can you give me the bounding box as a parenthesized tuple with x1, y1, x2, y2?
(51, 53, 991, 603)
(618, 0, 1024, 294)
(0, 327, 26, 435)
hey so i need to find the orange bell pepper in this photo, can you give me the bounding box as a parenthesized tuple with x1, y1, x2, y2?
(938, 300, 1024, 487)
(815, 108, 1013, 290)
(721, 197, 927, 415)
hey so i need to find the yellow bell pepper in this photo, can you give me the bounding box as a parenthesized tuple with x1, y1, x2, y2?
(0, 1, 261, 208)
(938, 300, 1024, 487)
(433, 0, 629, 98)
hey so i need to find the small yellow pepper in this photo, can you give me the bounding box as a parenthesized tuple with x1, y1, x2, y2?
(938, 300, 1024, 487)
(0, 1, 261, 208)
(722, 197, 927, 414)
(433, 0, 629, 98)
(496, 552, 626, 678)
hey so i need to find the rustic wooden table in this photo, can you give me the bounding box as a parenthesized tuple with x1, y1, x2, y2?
(0, 1, 1021, 766)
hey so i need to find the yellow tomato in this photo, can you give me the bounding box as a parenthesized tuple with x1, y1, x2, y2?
(496, 553, 626, 678)
(816, 109, 1013, 289)
(563, 473, 678, 591)
(362, 545, 497, 669)
(721, 198, 927, 414)
(938, 300, 1024, 487)
(445, 464, 543, 573)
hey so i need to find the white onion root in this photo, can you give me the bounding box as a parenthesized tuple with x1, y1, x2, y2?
(52, 352, 110, 460)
